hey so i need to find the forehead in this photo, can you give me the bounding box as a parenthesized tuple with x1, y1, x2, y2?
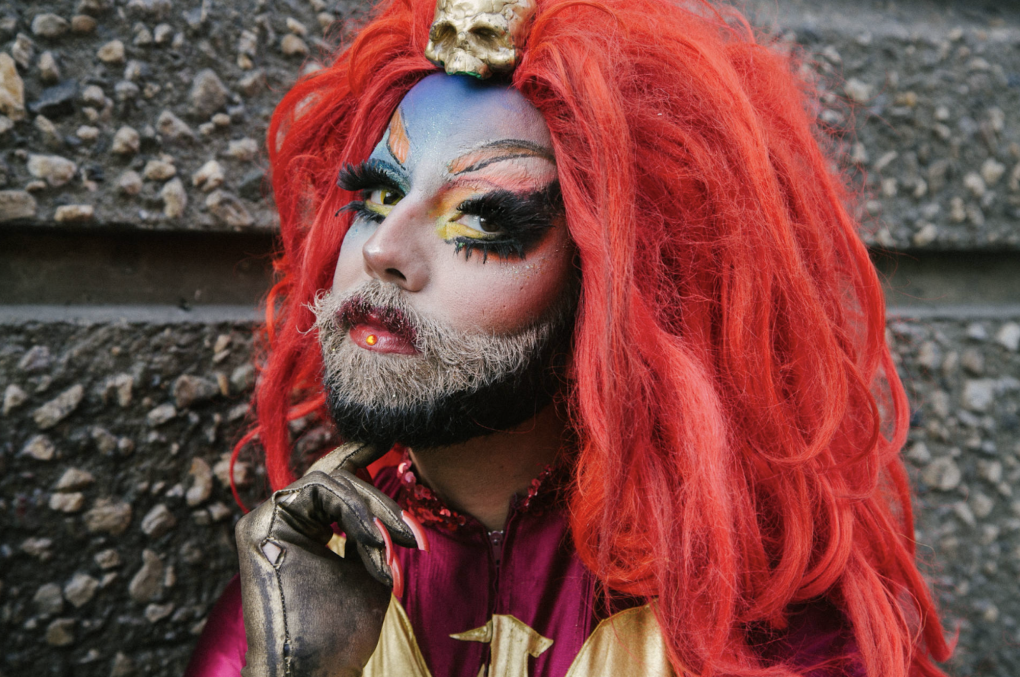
(368, 73, 552, 173)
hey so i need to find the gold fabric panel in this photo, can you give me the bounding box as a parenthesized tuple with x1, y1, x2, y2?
(362, 596, 432, 677)
(451, 614, 554, 677)
(564, 604, 677, 677)
(362, 597, 678, 677)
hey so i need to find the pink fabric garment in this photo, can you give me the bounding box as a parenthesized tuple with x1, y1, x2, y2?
(184, 463, 861, 677)
(184, 573, 246, 677)
(182, 462, 604, 677)
(375, 464, 610, 677)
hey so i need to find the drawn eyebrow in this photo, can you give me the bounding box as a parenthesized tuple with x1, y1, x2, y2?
(447, 139, 555, 176)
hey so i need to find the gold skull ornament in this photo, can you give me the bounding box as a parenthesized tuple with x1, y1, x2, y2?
(424, 0, 537, 79)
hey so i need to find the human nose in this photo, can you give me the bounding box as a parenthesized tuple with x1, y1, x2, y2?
(361, 203, 428, 292)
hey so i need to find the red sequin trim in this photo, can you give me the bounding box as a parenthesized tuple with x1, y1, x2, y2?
(396, 448, 561, 533)
(520, 463, 557, 511)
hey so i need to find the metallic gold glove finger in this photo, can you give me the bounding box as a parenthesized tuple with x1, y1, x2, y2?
(343, 471, 418, 548)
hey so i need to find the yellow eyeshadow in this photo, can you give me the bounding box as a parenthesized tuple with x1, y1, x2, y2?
(366, 202, 393, 217)
(436, 221, 496, 241)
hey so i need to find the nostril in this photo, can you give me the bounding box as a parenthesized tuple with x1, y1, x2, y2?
(386, 268, 407, 282)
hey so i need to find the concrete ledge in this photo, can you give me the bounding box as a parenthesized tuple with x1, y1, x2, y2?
(888, 304, 1020, 320)
(0, 304, 263, 325)
(2, 303, 1017, 326)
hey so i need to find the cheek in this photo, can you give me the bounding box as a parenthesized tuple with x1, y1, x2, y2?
(429, 227, 574, 335)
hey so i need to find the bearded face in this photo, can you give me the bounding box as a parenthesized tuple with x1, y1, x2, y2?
(313, 280, 573, 451)
(319, 73, 576, 452)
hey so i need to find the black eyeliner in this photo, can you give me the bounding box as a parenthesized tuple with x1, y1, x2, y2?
(336, 160, 407, 223)
(451, 182, 563, 262)
(337, 200, 385, 223)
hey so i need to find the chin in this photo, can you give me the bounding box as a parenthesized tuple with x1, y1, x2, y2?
(313, 280, 577, 451)
(325, 333, 569, 451)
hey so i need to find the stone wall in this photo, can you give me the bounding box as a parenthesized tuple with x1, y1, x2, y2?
(2, 319, 266, 675)
(747, 0, 1020, 251)
(0, 0, 345, 232)
(1, 0, 1018, 676)
(895, 314, 1020, 676)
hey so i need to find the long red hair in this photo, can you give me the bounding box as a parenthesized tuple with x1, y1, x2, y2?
(238, 0, 951, 674)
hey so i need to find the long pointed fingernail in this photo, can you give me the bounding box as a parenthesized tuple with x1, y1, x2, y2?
(373, 517, 394, 572)
(390, 551, 404, 598)
(402, 510, 430, 552)
(374, 517, 404, 597)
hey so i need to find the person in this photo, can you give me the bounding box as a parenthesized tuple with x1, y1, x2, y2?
(185, 0, 954, 675)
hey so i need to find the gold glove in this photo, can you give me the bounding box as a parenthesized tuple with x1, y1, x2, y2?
(235, 443, 422, 677)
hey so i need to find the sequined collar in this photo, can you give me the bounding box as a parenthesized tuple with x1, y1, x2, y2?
(394, 447, 566, 534)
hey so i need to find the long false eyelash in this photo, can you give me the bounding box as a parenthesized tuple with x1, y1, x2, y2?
(337, 200, 385, 224)
(453, 239, 526, 263)
(337, 161, 403, 194)
(336, 161, 404, 221)
(452, 183, 563, 262)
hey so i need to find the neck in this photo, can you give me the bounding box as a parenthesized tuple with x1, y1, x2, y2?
(408, 406, 566, 531)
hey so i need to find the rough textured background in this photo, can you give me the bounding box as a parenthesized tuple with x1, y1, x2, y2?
(894, 314, 1020, 676)
(0, 0, 352, 232)
(1, 320, 270, 675)
(0, 0, 1018, 676)
(747, 0, 1020, 251)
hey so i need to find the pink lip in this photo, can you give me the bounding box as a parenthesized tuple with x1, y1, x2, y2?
(349, 318, 418, 355)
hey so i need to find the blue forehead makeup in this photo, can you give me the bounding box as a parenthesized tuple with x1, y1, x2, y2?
(369, 73, 539, 177)
(344, 74, 562, 263)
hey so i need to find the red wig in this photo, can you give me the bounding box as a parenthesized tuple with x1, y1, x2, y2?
(237, 0, 952, 674)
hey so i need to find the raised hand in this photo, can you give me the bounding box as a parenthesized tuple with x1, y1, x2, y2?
(235, 443, 427, 677)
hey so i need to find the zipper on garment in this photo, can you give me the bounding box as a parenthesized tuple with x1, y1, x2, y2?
(488, 529, 505, 569)
(478, 508, 515, 676)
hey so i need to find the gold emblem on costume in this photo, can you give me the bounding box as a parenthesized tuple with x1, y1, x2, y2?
(424, 0, 537, 79)
(451, 615, 554, 677)
(362, 596, 679, 677)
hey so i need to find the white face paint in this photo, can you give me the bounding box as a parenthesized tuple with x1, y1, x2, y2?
(331, 72, 573, 352)
(316, 73, 576, 451)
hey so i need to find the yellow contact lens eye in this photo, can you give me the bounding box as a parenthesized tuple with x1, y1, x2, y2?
(369, 188, 401, 207)
(366, 334, 378, 346)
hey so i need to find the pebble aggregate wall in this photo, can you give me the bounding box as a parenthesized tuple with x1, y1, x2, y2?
(894, 314, 1020, 677)
(0, 0, 1014, 249)
(746, 0, 1020, 251)
(1, 317, 1018, 675)
(1, 0, 1018, 676)
(0, 0, 363, 232)
(1, 321, 271, 676)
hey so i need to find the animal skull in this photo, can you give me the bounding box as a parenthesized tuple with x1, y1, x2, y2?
(424, 0, 536, 79)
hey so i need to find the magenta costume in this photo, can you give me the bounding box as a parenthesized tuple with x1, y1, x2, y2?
(186, 460, 861, 677)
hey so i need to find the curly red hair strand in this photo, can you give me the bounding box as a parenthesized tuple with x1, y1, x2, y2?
(234, 0, 952, 674)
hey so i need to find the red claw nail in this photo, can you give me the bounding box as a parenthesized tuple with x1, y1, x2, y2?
(401, 510, 430, 552)
(390, 552, 404, 598)
(373, 517, 393, 561)
(373, 517, 401, 595)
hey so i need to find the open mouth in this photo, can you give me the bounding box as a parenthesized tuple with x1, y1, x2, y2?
(337, 297, 419, 355)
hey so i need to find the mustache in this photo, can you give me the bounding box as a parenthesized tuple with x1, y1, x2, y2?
(312, 278, 566, 403)
(337, 295, 418, 347)
(323, 281, 442, 356)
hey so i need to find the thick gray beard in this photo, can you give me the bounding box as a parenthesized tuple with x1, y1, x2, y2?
(312, 280, 575, 451)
